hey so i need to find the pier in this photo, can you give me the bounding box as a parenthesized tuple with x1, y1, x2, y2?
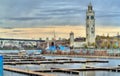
(3, 54, 109, 65)
(4, 58, 72, 62)
(4, 66, 55, 76)
(35, 66, 120, 75)
(3, 54, 120, 76)
(4, 60, 109, 65)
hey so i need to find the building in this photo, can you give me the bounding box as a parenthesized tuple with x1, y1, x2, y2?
(96, 35, 120, 48)
(86, 3, 95, 46)
(0, 38, 45, 50)
(68, 3, 96, 48)
(74, 37, 86, 48)
(70, 31, 74, 47)
(69, 32, 86, 48)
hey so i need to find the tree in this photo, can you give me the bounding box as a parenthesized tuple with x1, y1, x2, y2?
(101, 42, 105, 49)
(83, 44, 88, 49)
(95, 43, 98, 48)
(107, 41, 111, 49)
(107, 43, 110, 49)
(91, 43, 95, 46)
(113, 44, 118, 49)
(39, 38, 42, 40)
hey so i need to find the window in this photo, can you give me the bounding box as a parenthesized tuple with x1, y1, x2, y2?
(91, 31, 94, 34)
(91, 28, 93, 30)
(91, 28, 94, 33)
(91, 16, 94, 19)
(87, 16, 89, 19)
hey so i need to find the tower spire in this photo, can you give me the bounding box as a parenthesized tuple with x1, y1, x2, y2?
(89, 2, 92, 6)
(88, 2, 93, 11)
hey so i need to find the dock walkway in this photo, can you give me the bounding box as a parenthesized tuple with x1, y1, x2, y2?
(4, 66, 55, 76)
(35, 66, 120, 75)
(4, 60, 109, 65)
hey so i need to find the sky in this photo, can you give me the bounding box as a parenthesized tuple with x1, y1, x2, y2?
(0, 0, 120, 39)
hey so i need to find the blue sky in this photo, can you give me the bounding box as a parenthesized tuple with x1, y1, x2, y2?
(0, 0, 120, 28)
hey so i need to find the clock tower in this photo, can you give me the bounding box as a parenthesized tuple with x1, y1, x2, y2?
(86, 3, 95, 46)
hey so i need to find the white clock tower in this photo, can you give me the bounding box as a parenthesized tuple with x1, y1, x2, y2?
(86, 3, 95, 46)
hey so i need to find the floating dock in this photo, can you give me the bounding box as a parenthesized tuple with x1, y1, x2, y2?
(4, 60, 109, 65)
(4, 58, 72, 62)
(35, 66, 120, 75)
(3, 54, 120, 76)
(4, 66, 55, 76)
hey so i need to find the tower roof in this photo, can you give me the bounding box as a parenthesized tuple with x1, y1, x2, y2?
(88, 2, 93, 11)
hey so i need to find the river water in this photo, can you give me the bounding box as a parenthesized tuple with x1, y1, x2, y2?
(2, 50, 120, 76)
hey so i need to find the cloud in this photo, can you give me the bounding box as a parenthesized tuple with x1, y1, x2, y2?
(12, 30, 24, 32)
(0, 0, 120, 28)
(0, 25, 120, 39)
(36, 9, 85, 17)
(1, 27, 14, 29)
(96, 11, 120, 18)
(7, 16, 51, 21)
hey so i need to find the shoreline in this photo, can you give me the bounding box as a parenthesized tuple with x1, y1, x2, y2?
(43, 54, 120, 59)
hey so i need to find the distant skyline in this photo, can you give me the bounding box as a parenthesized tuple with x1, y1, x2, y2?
(0, 0, 120, 39)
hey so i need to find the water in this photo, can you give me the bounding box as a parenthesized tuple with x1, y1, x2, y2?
(2, 50, 120, 76)
(0, 50, 19, 53)
(7, 57, 120, 69)
(4, 71, 28, 76)
(5, 57, 120, 76)
(0, 50, 42, 54)
(4, 70, 120, 76)
(48, 71, 120, 76)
